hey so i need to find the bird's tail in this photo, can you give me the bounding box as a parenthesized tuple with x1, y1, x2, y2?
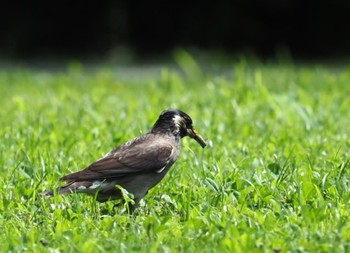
(40, 181, 88, 197)
(40, 187, 73, 197)
(40, 189, 55, 197)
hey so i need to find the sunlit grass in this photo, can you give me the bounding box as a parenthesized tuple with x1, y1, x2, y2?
(1, 54, 350, 252)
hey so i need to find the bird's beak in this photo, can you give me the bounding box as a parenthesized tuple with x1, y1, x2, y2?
(188, 128, 207, 148)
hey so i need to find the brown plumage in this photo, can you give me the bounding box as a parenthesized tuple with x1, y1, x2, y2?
(41, 109, 206, 212)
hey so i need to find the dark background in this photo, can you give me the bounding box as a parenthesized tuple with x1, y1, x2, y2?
(1, 0, 350, 60)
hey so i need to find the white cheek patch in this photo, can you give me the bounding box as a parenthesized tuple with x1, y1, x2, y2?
(173, 115, 184, 128)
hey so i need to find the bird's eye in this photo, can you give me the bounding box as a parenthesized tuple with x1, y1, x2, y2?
(183, 116, 192, 123)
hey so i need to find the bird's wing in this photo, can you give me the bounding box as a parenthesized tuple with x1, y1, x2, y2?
(61, 141, 175, 182)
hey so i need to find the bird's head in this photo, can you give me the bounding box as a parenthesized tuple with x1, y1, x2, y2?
(152, 109, 207, 148)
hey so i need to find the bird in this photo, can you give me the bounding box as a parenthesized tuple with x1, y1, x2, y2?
(41, 109, 206, 212)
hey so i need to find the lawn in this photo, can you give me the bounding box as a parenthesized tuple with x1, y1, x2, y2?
(1, 53, 350, 252)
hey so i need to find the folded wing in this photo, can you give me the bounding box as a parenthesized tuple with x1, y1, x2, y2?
(61, 141, 174, 182)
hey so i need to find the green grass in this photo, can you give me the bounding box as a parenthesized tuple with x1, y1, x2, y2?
(1, 54, 350, 252)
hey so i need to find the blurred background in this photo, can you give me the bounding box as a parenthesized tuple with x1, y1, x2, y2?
(1, 0, 350, 61)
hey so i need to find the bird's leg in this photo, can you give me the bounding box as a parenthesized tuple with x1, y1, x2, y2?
(127, 198, 140, 214)
(112, 198, 139, 214)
